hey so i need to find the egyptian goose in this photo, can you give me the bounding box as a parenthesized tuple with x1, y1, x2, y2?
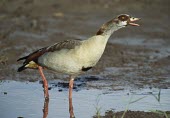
(17, 14, 140, 117)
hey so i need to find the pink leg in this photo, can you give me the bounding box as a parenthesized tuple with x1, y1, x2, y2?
(38, 66, 49, 100)
(69, 76, 75, 118)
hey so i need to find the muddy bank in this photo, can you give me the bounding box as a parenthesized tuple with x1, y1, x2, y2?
(0, 0, 170, 89)
(94, 110, 170, 118)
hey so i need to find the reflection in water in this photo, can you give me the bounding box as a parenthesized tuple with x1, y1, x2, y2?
(43, 99, 49, 118)
(69, 97, 75, 118)
(0, 81, 170, 118)
(69, 79, 75, 118)
(42, 92, 75, 118)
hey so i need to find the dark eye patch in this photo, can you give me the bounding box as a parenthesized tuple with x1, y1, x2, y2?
(118, 15, 129, 21)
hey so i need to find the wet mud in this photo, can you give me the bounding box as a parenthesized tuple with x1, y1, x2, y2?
(0, 0, 170, 118)
(94, 110, 170, 118)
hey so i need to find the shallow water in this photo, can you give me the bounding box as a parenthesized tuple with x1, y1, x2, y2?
(0, 80, 169, 118)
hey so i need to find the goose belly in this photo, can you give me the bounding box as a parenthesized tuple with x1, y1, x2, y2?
(38, 49, 82, 74)
(38, 36, 107, 74)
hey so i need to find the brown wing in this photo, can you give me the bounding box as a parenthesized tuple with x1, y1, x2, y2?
(47, 39, 82, 52)
(17, 39, 82, 72)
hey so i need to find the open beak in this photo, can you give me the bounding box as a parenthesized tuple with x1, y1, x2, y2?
(129, 17, 140, 26)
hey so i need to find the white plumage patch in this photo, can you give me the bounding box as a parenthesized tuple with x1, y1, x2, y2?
(118, 21, 127, 27)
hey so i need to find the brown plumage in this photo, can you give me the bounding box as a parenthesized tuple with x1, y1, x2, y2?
(96, 19, 119, 35)
(17, 40, 82, 72)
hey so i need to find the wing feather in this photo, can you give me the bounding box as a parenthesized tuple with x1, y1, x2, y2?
(17, 39, 82, 71)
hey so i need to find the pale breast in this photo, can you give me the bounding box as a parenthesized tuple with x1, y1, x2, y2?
(75, 35, 108, 67)
(38, 35, 108, 75)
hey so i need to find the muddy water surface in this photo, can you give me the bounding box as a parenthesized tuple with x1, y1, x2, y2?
(0, 80, 170, 118)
